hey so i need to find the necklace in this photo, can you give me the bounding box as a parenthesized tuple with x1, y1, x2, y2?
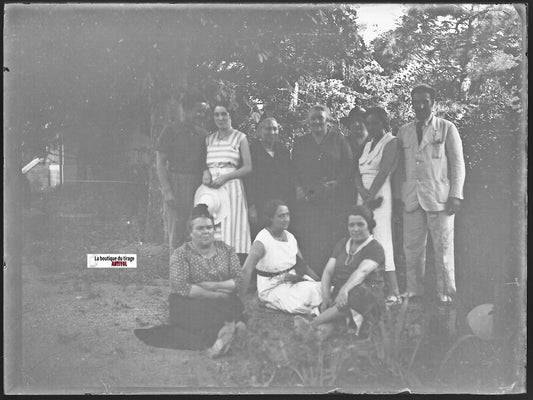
(344, 236, 372, 265)
(217, 128, 233, 143)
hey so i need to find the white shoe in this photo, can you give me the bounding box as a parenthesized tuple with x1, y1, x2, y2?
(207, 321, 236, 359)
(235, 321, 247, 338)
(350, 310, 364, 336)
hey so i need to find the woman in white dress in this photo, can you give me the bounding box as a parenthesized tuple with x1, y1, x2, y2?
(355, 107, 401, 306)
(203, 102, 252, 262)
(240, 199, 322, 315)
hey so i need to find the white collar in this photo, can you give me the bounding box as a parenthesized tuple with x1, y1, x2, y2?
(345, 235, 374, 256)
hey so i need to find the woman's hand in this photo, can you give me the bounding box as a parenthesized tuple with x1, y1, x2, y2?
(211, 175, 228, 188)
(306, 270, 320, 282)
(196, 281, 215, 291)
(202, 170, 212, 186)
(248, 204, 258, 225)
(285, 273, 302, 284)
(334, 286, 350, 309)
(366, 196, 383, 210)
(359, 188, 372, 204)
(320, 295, 333, 313)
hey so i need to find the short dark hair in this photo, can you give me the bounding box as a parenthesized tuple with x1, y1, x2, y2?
(411, 84, 436, 101)
(365, 106, 390, 131)
(187, 204, 214, 231)
(347, 105, 366, 123)
(347, 205, 376, 233)
(212, 101, 236, 121)
(308, 104, 330, 119)
(263, 199, 288, 222)
(256, 117, 278, 133)
(181, 90, 207, 112)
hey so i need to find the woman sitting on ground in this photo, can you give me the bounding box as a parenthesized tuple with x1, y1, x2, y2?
(240, 199, 322, 315)
(295, 205, 386, 338)
(134, 204, 245, 358)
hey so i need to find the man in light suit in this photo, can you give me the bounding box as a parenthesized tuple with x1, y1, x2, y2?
(394, 84, 466, 304)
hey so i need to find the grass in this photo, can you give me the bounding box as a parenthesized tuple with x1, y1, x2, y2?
(22, 187, 510, 391)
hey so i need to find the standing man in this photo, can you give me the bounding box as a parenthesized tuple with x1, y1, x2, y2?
(156, 91, 210, 259)
(394, 84, 465, 304)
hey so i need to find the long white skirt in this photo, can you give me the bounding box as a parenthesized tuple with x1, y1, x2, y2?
(259, 275, 322, 315)
(357, 175, 396, 272)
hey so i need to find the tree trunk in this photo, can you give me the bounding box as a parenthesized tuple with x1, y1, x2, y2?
(457, 13, 474, 101)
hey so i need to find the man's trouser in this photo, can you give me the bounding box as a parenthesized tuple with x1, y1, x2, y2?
(163, 172, 200, 260)
(403, 206, 456, 297)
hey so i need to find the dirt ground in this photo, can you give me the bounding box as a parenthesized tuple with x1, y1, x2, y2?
(16, 192, 506, 394)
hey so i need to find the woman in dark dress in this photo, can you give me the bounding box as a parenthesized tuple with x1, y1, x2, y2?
(292, 104, 354, 275)
(244, 117, 297, 239)
(295, 205, 386, 339)
(134, 204, 246, 358)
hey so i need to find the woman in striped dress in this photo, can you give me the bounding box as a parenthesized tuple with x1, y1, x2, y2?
(202, 102, 252, 262)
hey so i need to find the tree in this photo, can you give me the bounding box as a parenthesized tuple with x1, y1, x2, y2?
(369, 4, 526, 388)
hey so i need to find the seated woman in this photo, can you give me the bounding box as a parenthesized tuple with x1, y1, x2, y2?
(134, 204, 245, 357)
(240, 199, 322, 315)
(295, 205, 386, 338)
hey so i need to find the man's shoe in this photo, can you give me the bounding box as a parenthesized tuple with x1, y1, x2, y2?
(386, 295, 403, 307)
(438, 294, 454, 305)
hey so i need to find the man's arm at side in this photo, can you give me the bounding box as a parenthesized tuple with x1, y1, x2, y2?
(445, 122, 466, 200)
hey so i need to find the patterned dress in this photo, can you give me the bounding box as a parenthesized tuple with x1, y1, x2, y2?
(133, 241, 244, 350)
(206, 129, 251, 254)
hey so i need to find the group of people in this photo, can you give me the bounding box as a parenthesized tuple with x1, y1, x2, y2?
(134, 83, 466, 357)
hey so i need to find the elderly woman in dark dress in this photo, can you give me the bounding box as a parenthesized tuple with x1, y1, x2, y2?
(295, 205, 386, 339)
(292, 104, 354, 275)
(134, 204, 245, 358)
(244, 117, 297, 239)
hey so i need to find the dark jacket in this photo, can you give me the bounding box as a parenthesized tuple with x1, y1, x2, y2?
(244, 138, 297, 218)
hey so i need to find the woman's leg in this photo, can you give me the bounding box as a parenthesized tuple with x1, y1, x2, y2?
(169, 294, 244, 331)
(310, 305, 347, 327)
(347, 284, 385, 325)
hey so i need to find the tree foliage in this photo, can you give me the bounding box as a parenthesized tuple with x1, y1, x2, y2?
(368, 4, 524, 170)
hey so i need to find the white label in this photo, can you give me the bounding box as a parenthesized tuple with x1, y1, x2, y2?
(87, 254, 137, 269)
